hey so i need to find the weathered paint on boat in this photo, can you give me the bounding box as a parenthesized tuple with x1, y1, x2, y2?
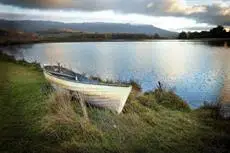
(43, 67, 132, 113)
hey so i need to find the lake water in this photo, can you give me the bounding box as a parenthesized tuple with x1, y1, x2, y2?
(1, 40, 230, 108)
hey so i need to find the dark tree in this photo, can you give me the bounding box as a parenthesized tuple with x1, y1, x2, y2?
(153, 33, 160, 39)
(178, 25, 230, 39)
(178, 31, 187, 39)
(210, 25, 226, 38)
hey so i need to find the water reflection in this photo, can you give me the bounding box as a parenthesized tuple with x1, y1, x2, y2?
(1, 40, 230, 108)
(203, 40, 230, 47)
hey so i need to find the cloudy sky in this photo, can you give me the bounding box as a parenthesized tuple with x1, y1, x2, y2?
(0, 0, 229, 32)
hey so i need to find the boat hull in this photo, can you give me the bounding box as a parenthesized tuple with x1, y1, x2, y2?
(44, 71, 132, 113)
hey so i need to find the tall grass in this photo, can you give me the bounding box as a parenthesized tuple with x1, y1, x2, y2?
(199, 101, 222, 119)
(139, 82, 190, 112)
(41, 92, 102, 142)
(40, 80, 191, 146)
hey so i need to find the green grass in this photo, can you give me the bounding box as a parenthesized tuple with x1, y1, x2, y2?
(0, 59, 50, 152)
(0, 54, 230, 153)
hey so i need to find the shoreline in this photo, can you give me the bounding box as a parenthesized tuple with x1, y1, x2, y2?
(0, 52, 220, 111)
(1, 38, 230, 46)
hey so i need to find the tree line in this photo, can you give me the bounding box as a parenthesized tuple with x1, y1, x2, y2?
(38, 31, 162, 42)
(178, 25, 230, 39)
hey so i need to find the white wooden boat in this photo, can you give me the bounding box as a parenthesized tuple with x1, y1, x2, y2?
(43, 65, 132, 113)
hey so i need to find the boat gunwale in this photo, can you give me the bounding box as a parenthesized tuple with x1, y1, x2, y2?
(43, 67, 131, 88)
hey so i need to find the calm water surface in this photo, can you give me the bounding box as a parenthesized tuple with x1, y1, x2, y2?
(2, 40, 230, 108)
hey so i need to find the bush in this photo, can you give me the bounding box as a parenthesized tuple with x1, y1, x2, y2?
(129, 80, 142, 92)
(154, 89, 190, 112)
(199, 101, 221, 119)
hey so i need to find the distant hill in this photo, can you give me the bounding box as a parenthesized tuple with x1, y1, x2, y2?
(0, 20, 177, 38)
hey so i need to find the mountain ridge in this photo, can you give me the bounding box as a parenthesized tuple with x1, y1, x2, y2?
(0, 19, 177, 38)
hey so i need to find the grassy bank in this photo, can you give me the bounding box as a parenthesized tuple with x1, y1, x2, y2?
(0, 54, 230, 153)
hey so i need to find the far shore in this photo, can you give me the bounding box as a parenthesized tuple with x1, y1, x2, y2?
(1, 37, 230, 46)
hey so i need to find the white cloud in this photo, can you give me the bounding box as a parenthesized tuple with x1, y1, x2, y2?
(0, 0, 229, 28)
(0, 4, 215, 32)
